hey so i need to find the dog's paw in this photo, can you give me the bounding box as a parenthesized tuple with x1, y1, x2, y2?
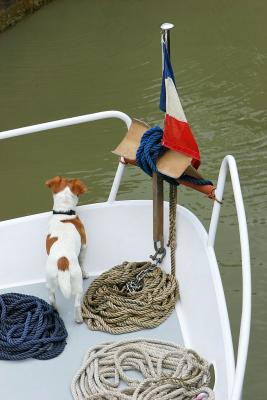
(82, 271, 89, 279)
(49, 296, 57, 310)
(75, 307, 83, 323)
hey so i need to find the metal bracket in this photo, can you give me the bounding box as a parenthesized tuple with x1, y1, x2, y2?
(124, 244, 166, 294)
(150, 241, 166, 264)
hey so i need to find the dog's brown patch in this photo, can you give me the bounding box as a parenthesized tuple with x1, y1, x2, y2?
(46, 234, 58, 255)
(57, 256, 69, 271)
(69, 179, 87, 196)
(45, 176, 87, 196)
(45, 176, 68, 193)
(62, 217, 86, 245)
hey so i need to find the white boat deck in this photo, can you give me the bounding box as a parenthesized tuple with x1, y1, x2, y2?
(0, 278, 184, 400)
(0, 110, 252, 400)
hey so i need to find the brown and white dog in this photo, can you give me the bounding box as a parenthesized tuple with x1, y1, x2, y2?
(45, 176, 88, 323)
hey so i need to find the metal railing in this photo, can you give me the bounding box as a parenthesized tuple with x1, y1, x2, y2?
(208, 155, 251, 400)
(0, 115, 251, 399)
(0, 111, 132, 203)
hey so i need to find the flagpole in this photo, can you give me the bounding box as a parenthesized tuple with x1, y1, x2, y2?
(159, 22, 178, 261)
(152, 23, 175, 256)
(160, 22, 174, 54)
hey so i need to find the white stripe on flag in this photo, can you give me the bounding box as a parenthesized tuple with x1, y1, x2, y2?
(165, 78, 187, 123)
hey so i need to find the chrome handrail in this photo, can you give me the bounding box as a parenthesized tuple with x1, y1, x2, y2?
(0, 116, 251, 398)
(208, 155, 251, 400)
(0, 111, 132, 203)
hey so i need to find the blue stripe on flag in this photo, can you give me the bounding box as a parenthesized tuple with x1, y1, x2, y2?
(159, 42, 176, 112)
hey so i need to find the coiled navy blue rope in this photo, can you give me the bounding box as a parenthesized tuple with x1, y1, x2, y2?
(0, 293, 68, 360)
(136, 126, 213, 186)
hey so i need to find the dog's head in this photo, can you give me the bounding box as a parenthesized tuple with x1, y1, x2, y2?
(46, 176, 87, 209)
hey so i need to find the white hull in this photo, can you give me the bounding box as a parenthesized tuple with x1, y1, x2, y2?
(0, 199, 235, 399)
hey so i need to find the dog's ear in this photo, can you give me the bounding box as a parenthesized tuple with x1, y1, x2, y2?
(46, 176, 62, 192)
(70, 179, 87, 196)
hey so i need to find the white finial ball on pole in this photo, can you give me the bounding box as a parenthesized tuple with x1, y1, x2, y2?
(160, 22, 175, 31)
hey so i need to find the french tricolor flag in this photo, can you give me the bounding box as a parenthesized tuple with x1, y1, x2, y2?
(160, 41, 200, 169)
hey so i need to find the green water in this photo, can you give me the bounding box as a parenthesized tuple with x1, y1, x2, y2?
(0, 1, 266, 398)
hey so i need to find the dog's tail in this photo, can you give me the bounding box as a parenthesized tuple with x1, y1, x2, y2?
(57, 256, 71, 299)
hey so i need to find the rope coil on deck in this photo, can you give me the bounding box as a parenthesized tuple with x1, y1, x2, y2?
(82, 188, 179, 334)
(82, 261, 178, 334)
(71, 338, 215, 400)
(0, 293, 68, 360)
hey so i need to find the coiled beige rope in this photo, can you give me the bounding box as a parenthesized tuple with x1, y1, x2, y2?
(71, 338, 215, 400)
(82, 261, 178, 334)
(82, 185, 179, 334)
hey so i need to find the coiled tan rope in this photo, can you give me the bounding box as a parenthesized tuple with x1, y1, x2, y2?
(82, 261, 178, 334)
(71, 338, 215, 400)
(82, 185, 179, 334)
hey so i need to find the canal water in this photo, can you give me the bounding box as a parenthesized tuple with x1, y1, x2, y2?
(0, 0, 266, 398)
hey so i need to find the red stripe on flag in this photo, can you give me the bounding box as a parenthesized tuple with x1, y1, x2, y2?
(162, 114, 201, 169)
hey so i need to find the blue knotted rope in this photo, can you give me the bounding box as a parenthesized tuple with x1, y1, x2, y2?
(136, 126, 213, 186)
(0, 293, 68, 360)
